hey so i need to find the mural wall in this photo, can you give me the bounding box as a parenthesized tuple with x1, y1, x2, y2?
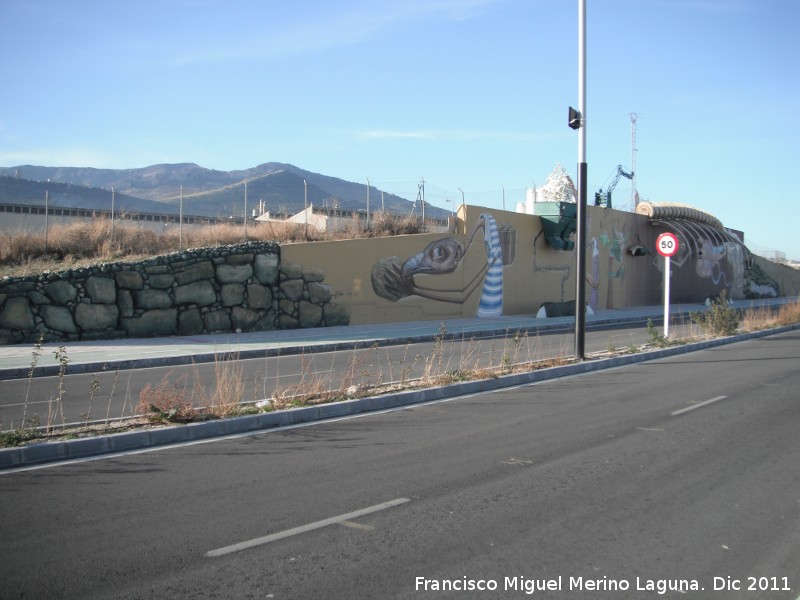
(282, 202, 771, 327)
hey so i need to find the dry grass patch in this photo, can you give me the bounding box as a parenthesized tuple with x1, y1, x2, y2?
(741, 299, 800, 331)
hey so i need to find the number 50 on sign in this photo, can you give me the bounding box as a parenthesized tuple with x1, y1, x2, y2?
(656, 232, 679, 258)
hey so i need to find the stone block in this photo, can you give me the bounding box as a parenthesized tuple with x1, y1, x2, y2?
(279, 299, 296, 316)
(5, 282, 35, 293)
(221, 283, 245, 307)
(121, 308, 177, 338)
(85, 277, 116, 304)
(216, 264, 253, 284)
(117, 290, 134, 318)
(225, 253, 254, 265)
(45, 281, 77, 305)
(135, 289, 173, 310)
(174, 260, 214, 285)
(75, 303, 119, 331)
(28, 291, 50, 305)
(144, 264, 170, 274)
(254, 253, 279, 285)
(280, 262, 303, 280)
(203, 309, 231, 333)
(255, 312, 275, 331)
(232, 307, 259, 332)
(246, 284, 272, 309)
(148, 273, 175, 289)
(0, 296, 35, 331)
(174, 281, 216, 306)
(178, 308, 203, 336)
(115, 270, 144, 290)
(277, 314, 299, 329)
(302, 265, 325, 283)
(280, 279, 304, 302)
(307, 282, 332, 304)
(298, 301, 323, 328)
(40, 305, 78, 334)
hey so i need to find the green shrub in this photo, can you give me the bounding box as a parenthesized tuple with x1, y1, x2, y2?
(691, 290, 740, 336)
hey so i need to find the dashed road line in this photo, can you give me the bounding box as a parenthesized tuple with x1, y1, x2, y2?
(671, 395, 728, 416)
(206, 497, 410, 557)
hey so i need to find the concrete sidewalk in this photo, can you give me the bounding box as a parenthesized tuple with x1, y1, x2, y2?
(1, 297, 795, 381)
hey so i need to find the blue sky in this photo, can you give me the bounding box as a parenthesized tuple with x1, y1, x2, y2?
(2, 0, 798, 260)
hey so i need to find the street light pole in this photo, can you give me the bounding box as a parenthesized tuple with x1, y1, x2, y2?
(179, 185, 183, 250)
(110, 187, 115, 249)
(574, 0, 588, 360)
(303, 179, 308, 241)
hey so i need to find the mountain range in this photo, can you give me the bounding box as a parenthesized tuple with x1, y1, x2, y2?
(0, 162, 444, 219)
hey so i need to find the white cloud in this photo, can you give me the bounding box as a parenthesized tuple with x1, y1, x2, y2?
(167, 0, 506, 66)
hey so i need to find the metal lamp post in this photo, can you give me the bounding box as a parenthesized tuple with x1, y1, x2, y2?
(573, 0, 588, 360)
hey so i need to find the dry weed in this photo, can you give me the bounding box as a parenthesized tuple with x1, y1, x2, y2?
(776, 300, 800, 325)
(136, 374, 194, 423)
(741, 299, 800, 331)
(192, 353, 246, 418)
(1, 212, 429, 277)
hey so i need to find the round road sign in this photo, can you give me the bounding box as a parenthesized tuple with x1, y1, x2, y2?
(656, 232, 679, 258)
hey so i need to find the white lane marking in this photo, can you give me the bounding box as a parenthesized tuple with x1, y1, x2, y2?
(340, 520, 375, 531)
(206, 497, 410, 557)
(671, 395, 728, 416)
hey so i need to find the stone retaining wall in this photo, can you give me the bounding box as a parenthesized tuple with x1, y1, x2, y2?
(0, 241, 350, 344)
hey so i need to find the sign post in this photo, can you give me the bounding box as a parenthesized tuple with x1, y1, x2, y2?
(656, 232, 679, 338)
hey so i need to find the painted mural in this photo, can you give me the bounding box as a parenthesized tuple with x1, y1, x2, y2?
(280, 201, 786, 328)
(534, 206, 651, 317)
(635, 201, 751, 303)
(371, 213, 516, 317)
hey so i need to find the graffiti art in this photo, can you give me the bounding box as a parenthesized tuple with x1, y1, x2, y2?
(371, 213, 515, 318)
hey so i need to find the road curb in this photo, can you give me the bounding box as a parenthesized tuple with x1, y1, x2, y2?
(1, 323, 797, 471)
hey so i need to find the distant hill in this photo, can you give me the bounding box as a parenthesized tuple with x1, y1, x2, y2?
(0, 175, 175, 215)
(0, 163, 444, 219)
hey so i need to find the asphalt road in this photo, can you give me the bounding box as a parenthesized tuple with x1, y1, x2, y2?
(1, 330, 798, 599)
(0, 318, 697, 430)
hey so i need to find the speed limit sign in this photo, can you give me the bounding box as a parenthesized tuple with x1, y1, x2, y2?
(656, 232, 679, 257)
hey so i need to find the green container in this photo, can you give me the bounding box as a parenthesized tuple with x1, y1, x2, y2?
(533, 202, 577, 251)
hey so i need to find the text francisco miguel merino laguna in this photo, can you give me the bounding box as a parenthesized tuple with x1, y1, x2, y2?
(415, 575, 705, 595)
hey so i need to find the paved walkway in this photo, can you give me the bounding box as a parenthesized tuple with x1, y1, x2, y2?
(0, 297, 795, 380)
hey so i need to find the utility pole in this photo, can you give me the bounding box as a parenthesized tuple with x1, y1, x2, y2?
(573, 0, 588, 360)
(366, 178, 370, 231)
(179, 185, 183, 250)
(110, 187, 115, 249)
(303, 179, 308, 241)
(630, 112, 639, 210)
(244, 181, 248, 239)
(421, 177, 425, 232)
(44, 189, 49, 255)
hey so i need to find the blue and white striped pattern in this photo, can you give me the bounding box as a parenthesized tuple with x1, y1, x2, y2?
(477, 213, 503, 318)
